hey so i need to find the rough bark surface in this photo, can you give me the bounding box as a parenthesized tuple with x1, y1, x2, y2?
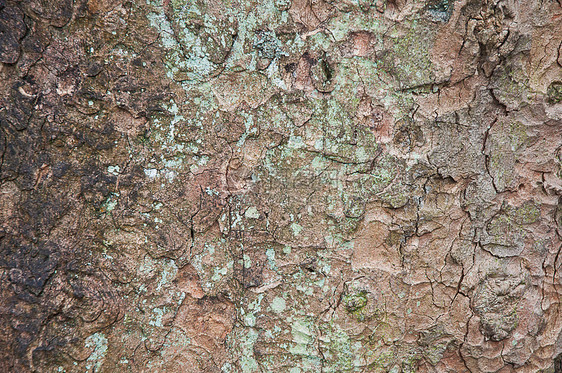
(1, 0, 562, 372)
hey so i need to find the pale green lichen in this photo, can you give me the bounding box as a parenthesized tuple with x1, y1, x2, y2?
(100, 192, 119, 213)
(107, 165, 120, 175)
(149, 307, 166, 327)
(240, 329, 260, 372)
(290, 318, 316, 355)
(319, 322, 364, 372)
(266, 247, 277, 270)
(85, 333, 108, 372)
(291, 222, 303, 236)
(270, 296, 286, 313)
(245, 206, 260, 219)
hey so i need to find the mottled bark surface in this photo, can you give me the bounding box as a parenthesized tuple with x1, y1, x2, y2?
(1, 0, 562, 372)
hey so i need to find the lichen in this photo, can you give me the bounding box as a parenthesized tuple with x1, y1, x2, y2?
(84, 333, 108, 372)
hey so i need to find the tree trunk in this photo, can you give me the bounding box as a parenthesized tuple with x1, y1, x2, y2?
(1, 0, 562, 371)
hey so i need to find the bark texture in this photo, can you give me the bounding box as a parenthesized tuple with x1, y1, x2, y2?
(1, 0, 562, 372)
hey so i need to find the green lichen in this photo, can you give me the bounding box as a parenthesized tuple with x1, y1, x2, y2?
(84, 333, 108, 372)
(99, 192, 120, 214)
(319, 323, 359, 372)
(510, 201, 540, 225)
(547, 81, 562, 104)
(343, 291, 368, 314)
(270, 296, 286, 313)
(384, 20, 435, 89)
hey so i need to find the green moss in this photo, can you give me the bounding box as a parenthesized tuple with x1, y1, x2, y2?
(343, 290, 368, 313)
(547, 81, 562, 104)
(136, 131, 150, 145)
(342, 290, 379, 322)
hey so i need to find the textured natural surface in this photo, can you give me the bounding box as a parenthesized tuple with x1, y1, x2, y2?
(1, 0, 562, 372)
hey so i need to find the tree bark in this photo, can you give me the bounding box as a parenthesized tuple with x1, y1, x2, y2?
(1, 0, 562, 371)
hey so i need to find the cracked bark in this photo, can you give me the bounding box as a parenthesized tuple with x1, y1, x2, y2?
(1, 0, 562, 372)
